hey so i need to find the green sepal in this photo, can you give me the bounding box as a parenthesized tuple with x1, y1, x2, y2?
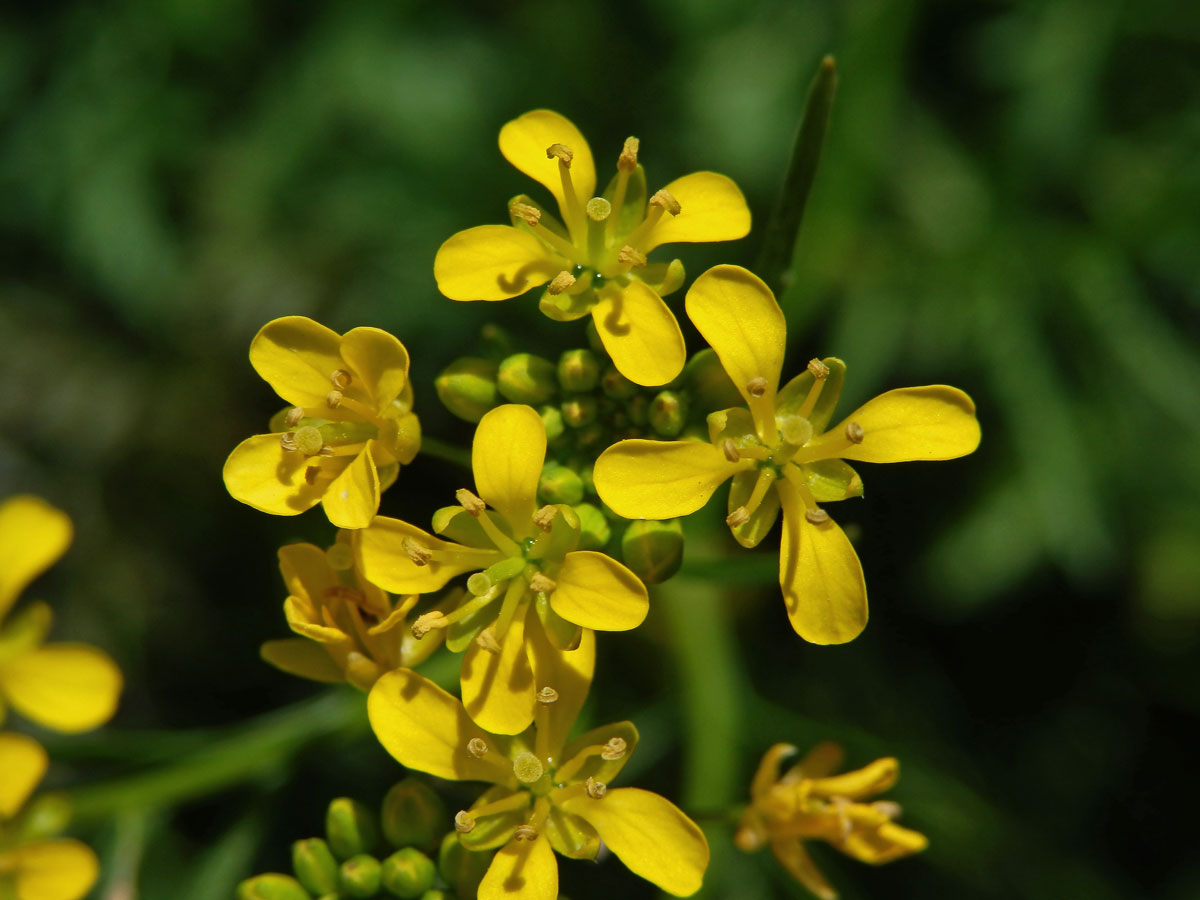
(326, 798, 379, 860)
(507, 193, 569, 240)
(292, 839, 339, 896)
(528, 504, 581, 563)
(539, 461, 585, 506)
(497, 354, 558, 405)
(648, 390, 689, 438)
(707, 406, 757, 446)
(436, 358, 499, 423)
(539, 404, 565, 442)
(561, 395, 598, 429)
(557, 349, 601, 393)
(381, 779, 447, 852)
(458, 786, 526, 851)
(798, 459, 864, 503)
(535, 593, 582, 651)
(559, 721, 640, 786)
(776, 357, 845, 433)
(601, 163, 648, 236)
(339, 854, 382, 898)
(237, 874, 312, 900)
(727, 470, 782, 549)
(538, 283, 595, 322)
(431, 507, 511, 550)
(381, 847, 437, 899)
(620, 519, 684, 584)
(637, 258, 685, 297)
(545, 805, 600, 861)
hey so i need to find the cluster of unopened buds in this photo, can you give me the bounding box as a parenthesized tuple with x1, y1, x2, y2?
(227, 109, 980, 900)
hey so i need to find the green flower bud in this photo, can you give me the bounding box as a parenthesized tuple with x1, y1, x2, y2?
(539, 404, 565, 442)
(561, 395, 598, 428)
(438, 832, 490, 900)
(648, 390, 689, 438)
(539, 462, 585, 505)
(326, 798, 379, 860)
(237, 874, 312, 900)
(497, 353, 558, 405)
(380, 779, 446, 852)
(381, 847, 437, 899)
(621, 519, 684, 585)
(574, 502, 611, 551)
(685, 348, 742, 413)
(13, 792, 71, 841)
(600, 366, 638, 400)
(626, 394, 649, 427)
(436, 358, 499, 423)
(339, 854, 382, 898)
(479, 323, 514, 359)
(292, 839, 339, 896)
(585, 319, 606, 357)
(420, 892, 454, 900)
(557, 349, 601, 392)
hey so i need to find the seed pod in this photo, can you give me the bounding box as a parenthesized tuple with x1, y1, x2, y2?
(557, 349, 602, 392)
(497, 353, 558, 405)
(539, 462, 585, 506)
(292, 839, 339, 896)
(621, 518, 685, 584)
(339, 854, 382, 899)
(436, 358, 499, 422)
(326, 798, 379, 860)
(236, 874, 312, 900)
(381, 779, 446, 853)
(381, 847, 437, 899)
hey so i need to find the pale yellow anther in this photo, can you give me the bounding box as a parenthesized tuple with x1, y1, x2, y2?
(467, 738, 489, 759)
(411, 611, 447, 638)
(547, 271, 576, 295)
(536, 686, 559, 705)
(533, 505, 559, 532)
(456, 488, 487, 516)
(746, 377, 769, 398)
(402, 537, 432, 567)
(722, 439, 740, 462)
(293, 425, 324, 456)
(873, 800, 902, 819)
(805, 508, 830, 525)
(529, 572, 556, 594)
(284, 407, 305, 428)
(509, 202, 542, 227)
(649, 189, 681, 215)
(325, 389, 343, 409)
(586, 196, 612, 221)
(514, 824, 539, 841)
(512, 751, 545, 784)
(304, 465, 320, 485)
(845, 421, 865, 444)
(779, 415, 814, 447)
(454, 811, 476, 834)
(475, 627, 501, 654)
(807, 358, 830, 380)
(585, 776, 607, 799)
(726, 507, 750, 527)
(279, 432, 299, 452)
(616, 245, 647, 267)
(546, 143, 574, 166)
(617, 136, 639, 172)
(330, 369, 352, 390)
(601, 736, 627, 761)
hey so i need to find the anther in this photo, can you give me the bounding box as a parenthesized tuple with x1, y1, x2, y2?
(726, 507, 750, 527)
(805, 509, 830, 525)
(601, 737, 627, 761)
(509, 202, 542, 227)
(330, 369, 351, 390)
(746, 377, 769, 398)
(616, 245, 647, 267)
(536, 686, 559, 705)
(546, 143, 574, 166)
(512, 751, 545, 784)
(845, 421, 864, 444)
(533, 505, 559, 532)
(475, 627, 501, 654)
(411, 611, 447, 638)
(456, 488, 487, 516)
(586, 197, 612, 221)
(325, 389, 343, 409)
(807, 359, 830, 380)
(280, 432, 299, 452)
(402, 538, 432, 567)
(514, 824, 539, 841)
(454, 811, 476, 834)
(649, 189, 681, 215)
(722, 439, 740, 462)
(467, 738, 489, 759)
(284, 407, 304, 428)
(293, 425, 324, 456)
(585, 776, 607, 799)
(547, 271, 576, 295)
(529, 573, 556, 594)
(873, 801, 902, 819)
(617, 136, 639, 172)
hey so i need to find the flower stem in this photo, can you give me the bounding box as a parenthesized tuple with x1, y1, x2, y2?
(420, 435, 472, 469)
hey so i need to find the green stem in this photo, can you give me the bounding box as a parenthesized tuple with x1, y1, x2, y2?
(420, 435, 472, 469)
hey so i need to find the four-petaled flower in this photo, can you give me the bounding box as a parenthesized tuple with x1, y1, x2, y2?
(735, 742, 928, 899)
(357, 404, 649, 735)
(0, 496, 121, 733)
(223, 316, 421, 529)
(434, 110, 751, 387)
(594, 265, 981, 644)
(368, 643, 708, 900)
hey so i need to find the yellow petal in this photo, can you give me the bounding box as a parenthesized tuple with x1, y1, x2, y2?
(435, 225, 560, 302)
(562, 788, 709, 896)
(545, 804, 600, 860)
(818, 386, 981, 463)
(222, 434, 325, 517)
(1, 643, 122, 732)
(0, 731, 47, 817)
(473, 405, 545, 532)
(368, 667, 516, 786)
(590, 282, 685, 387)
(594, 440, 747, 520)
(461, 606, 535, 735)
(808, 757, 898, 801)
(749, 742, 798, 803)
(357, 517, 500, 593)
(684, 266, 785, 440)
(551, 552, 647, 631)
(777, 479, 867, 645)
(784, 741, 845, 783)
(477, 833, 558, 900)
(320, 442, 381, 529)
(770, 839, 836, 900)
(0, 496, 72, 621)
(527, 624, 594, 760)
(642, 172, 750, 251)
(12, 839, 99, 900)
(259, 639, 344, 684)
(277, 542, 336, 603)
(338, 327, 410, 408)
(498, 110, 596, 221)
(249, 316, 346, 408)
(842, 820, 928, 863)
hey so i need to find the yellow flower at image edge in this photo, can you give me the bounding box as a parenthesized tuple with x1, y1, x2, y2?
(223, 316, 421, 529)
(594, 265, 981, 645)
(0, 497, 121, 733)
(0, 733, 98, 900)
(735, 742, 927, 899)
(368, 648, 708, 899)
(434, 109, 751, 386)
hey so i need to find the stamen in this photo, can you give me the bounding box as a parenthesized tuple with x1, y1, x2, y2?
(280, 432, 298, 452)
(454, 811, 476, 834)
(284, 407, 305, 428)
(807, 359, 830, 379)
(873, 801, 902, 819)
(474, 627, 501, 654)
(514, 824, 539, 841)
(325, 390, 343, 409)
(536, 686, 559, 705)
(402, 538, 432, 567)
(467, 738, 489, 758)
(730, 468, 778, 527)
(411, 611, 447, 638)
(585, 197, 611, 221)
(456, 488, 487, 516)
(617, 137, 639, 172)
(805, 508, 830, 525)
(547, 143, 585, 240)
(512, 751, 545, 784)
(330, 369, 352, 390)
(545, 143, 574, 166)
(601, 737, 627, 761)
(585, 776, 607, 799)
(722, 439, 740, 462)
(293, 425, 324, 456)
(616, 245, 647, 267)
(528, 572, 556, 594)
(509, 202, 542, 227)
(547, 271, 576, 295)
(649, 189, 681, 215)
(608, 137, 640, 239)
(745, 377, 769, 399)
(845, 421, 864, 444)
(726, 507, 750, 527)
(533, 505, 559, 532)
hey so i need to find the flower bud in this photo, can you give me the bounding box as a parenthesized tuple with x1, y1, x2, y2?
(436, 358, 499, 423)
(557, 349, 601, 392)
(381, 847, 437, 899)
(625, 394, 649, 427)
(497, 353, 558, 405)
(236, 874, 312, 900)
(380, 779, 446, 852)
(685, 348, 742, 413)
(418, 892, 453, 900)
(648, 390, 689, 438)
(621, 518, 684, 584)
(339, 854, 382, 899)
(574, 502, 611, 551)
(539, 404, 565, 442)
(561, 395, 598, 428)
(438, 832, 490, 900)
(539, 462, 585, 506)
(292, 838, 339, 896)
(326, 797, 379, 860)
(600, 366, 638, 400)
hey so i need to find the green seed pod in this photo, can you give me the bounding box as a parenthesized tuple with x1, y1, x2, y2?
(648, 390, 689, 438)
(600, 366, 638, 400)
(560, 395, 598, 428)
(380, 779, 446, 852)
(574, 502, 611, 551)
(539, 404, 565, 442)
(292, 839, 339, 896)
(621, 519, 685, 585)
(339, 854, 383, 898)
(326, 798, 379, 860)
(539, 462, 585, 506)
(438, 832, 490, 900)
(237, 874, 312, 900)
(685, 348, 742, 413)
(497, 353, 558, 405)
(381, 847, 437, 899)
(557, 349, 601, 392)
(436, 358, 499, 423)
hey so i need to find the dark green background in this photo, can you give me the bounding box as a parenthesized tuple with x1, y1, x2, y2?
(2, 1, 1198, 898)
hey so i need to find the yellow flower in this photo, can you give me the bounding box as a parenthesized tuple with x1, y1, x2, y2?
(434, 110, 751, 387)
(735, 742, 927, 899)
(368, 654, 709, 899)
(223, 316, 421, 529)
(357, 404, 649, 735)
(0, 732, 99, 900)
(0, 497, 121, 733)
(259, 531, 447, 691)
(593, 265, 981, 644)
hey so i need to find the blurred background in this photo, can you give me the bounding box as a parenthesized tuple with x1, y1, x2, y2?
(2, 0, 1198, 897)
